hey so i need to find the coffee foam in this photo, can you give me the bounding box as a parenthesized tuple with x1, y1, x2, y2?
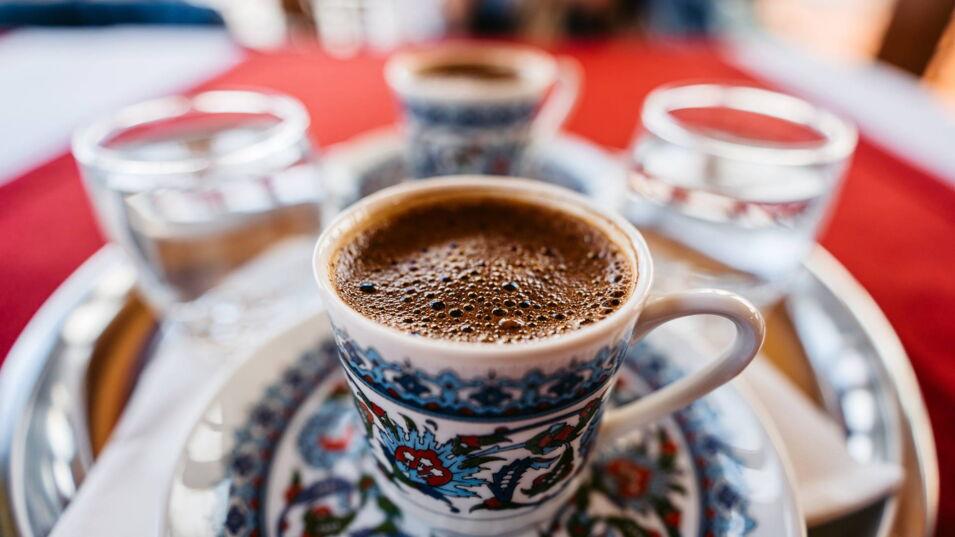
(332, 195, 635, 344)
(385, 45, 557, 102)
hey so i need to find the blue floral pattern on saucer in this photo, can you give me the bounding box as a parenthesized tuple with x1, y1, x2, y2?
(220, 339, 756, 537)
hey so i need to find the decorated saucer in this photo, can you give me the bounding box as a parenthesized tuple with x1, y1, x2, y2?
(162, 313, 803, 537)
(321, 128, 626, 211)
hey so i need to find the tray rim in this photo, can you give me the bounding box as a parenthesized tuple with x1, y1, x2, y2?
(0, 246, 128, 537)
(802, 248, 939, 537)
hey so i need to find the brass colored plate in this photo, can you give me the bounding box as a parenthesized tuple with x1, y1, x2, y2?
(85, 293, 158, 455)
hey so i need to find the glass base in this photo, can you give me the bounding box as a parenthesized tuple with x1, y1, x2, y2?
(143, 237, 320, 345)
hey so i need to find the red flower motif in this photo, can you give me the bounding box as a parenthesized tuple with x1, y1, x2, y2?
(661, 439, 677, 456)
(605, 458, 651, 498)
(665, 510, 681, 527)
(311, 505, 332, 519)
(370, 403, 386, 417)
(395, 446, 453, 486)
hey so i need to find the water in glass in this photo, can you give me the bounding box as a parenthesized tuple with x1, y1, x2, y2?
(75, 91, 325, 338)
(626, 84, 857, 305)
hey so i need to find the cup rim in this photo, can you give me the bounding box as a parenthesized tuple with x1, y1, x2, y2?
(313, 176, 654, 358)
(640, 82, 858, 166)
(384, 42, 558, 103)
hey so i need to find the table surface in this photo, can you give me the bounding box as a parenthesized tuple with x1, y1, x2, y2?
(0, 28, 953, 536)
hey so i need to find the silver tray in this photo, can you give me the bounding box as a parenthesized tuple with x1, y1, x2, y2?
(0, 248, 137, 537)
(0, 134, 939, 536)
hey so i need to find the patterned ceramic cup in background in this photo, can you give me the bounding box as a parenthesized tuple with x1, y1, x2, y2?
(385, 43, 580, 178)
(313, 177, 764, 536)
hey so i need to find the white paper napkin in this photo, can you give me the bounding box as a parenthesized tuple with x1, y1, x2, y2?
(50, 239, 322, 537)
(740, 357, 903, 526)
(50, 310, 901, 536)
(50, 327, 227, 536)
(681, 313, 905, 527)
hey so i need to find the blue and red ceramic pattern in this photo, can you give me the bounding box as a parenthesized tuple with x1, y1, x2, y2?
(220, 338, 756, 537)
(334, 327, 627, 421)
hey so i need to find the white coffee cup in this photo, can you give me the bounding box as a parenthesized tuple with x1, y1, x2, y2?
(313, 176, 764, 535)
(385, 43, 581, 178)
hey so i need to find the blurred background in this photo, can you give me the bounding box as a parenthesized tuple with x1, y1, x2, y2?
(1, 2, 953, 536)
(3, 0, 954, 100)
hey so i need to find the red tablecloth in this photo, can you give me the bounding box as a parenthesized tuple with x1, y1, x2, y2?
(1, 39, 952, 534)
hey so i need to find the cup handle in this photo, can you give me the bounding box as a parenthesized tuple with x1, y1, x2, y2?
(530, 56, 582, 142)
(598, 289, 765, 445)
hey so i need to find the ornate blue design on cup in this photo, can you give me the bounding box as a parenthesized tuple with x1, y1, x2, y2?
(333, 326, 628, 420)
(329, 323, 618, 524)
(350, 375, 605, 516)
(403, 99, 536, 128)
(403, 100, 538, 177)
(385, 44, 578, 179)
(406, 124, 530, 178)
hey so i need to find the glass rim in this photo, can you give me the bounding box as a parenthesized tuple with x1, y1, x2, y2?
(640, 82, 858, 166)
(71, 89, 310, 177)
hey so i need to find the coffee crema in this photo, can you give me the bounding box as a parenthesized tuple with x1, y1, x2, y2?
(332, 196, 634, 343)
(417, 62, 519, 82)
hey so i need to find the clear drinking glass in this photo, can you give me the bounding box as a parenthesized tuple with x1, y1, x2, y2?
(626, 83, 858, 305)
(73, 90, 326, 339)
